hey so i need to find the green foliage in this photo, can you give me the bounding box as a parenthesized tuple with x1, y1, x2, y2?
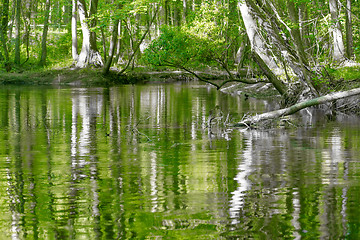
(142, 26, 202, 69)
(331, 66, 360, 81)
(142, 0, 240, 71)
(46, 31, 72, 64)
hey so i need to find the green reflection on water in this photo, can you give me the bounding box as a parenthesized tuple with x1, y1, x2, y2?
(0, 84, 360, 239)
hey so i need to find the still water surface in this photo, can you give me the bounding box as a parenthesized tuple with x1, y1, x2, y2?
(0, 83, 360, 239)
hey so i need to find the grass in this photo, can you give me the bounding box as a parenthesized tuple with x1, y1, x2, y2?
(328, 66, 360, 81)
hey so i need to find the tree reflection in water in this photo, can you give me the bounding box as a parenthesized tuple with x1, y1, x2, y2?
(0, 85, 359, 239)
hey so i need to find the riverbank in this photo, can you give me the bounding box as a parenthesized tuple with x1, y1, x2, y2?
(1, 66, 359, 100)
(0, 67, 246, 86)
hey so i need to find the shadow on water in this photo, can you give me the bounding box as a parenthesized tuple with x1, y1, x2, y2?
(0, 84, 360, 239)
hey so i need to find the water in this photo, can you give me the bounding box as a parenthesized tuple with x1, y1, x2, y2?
(0, 83, 360, 239)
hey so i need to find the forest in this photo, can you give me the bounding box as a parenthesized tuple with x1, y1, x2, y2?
(1, 0, 360, 122)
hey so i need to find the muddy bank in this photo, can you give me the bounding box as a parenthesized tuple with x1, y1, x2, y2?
(0, 68, 249, 86)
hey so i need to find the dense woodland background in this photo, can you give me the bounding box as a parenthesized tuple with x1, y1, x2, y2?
(1, 0, 360, 97)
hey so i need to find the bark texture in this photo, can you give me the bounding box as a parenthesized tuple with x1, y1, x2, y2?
(71, 0, 78, 61)
(14, 0, 21, 65)
(329, 0, 345, 63)
(345, 0, 353, 59)
(76, 0, 103, 68)
(39, 0, 51, 66)
(235, 87, 360, 127)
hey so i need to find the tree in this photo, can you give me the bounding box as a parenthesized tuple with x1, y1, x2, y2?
(0, 0, 10, 71)
(14, 0, 21, 65)
(75, 0, 103, 68)
(345, 0, 353, 59)
(329, 0, 345, 63)
(39, 0, 51, 66)
(72, 0, 79, 62)
(102, 18, 120, 74)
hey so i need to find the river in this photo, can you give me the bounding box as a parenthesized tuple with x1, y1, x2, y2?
(0, 83, 359, 239)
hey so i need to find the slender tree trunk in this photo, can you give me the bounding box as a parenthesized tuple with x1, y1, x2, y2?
(89, 0, 98, 51)
(23, 0, 31, 64)
(287, 0, 318, 96)
(64, 2, 71, 26)
(118, 5, 159, 74)
(14, 0, 21, 65)
(329, 0, 345, 63)
(164, 0, 169, 25)
(345, 0, 353, 59)
(235, 33, 249, 71)
(8, 0, 15, 40)
(31, 0, 38, 45)
(114, 21, 122, 64)
(101, 26, 107, 62)
(39, 0, 51, 66)
(182, 0, 187, 23)
(287, 1, 308, 65)
(0, 0, 10, 71)
(173, 0, 180, 26)
(102, 19, 119, 75)
(72, 0, 78, 61)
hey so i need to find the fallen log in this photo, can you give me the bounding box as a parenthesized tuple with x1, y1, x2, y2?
(234, 87, 360, 127)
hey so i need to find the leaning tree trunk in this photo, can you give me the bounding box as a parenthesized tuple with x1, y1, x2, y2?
(235, 87, 360, 127)
(75, 0, 103, 68)
(329, 0, 345, 63)
(39, 0, 51, 66)
(239, 0, 322, 103)
(238, 1, 279, 72)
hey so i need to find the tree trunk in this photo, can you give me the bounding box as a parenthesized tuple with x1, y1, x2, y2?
(22, 0, 31, 65)
(89, 0, 98, 51)
(164, 0, 169, 25)
(173, 0, 180, 26)
(39, 0, 51, 66)
(14, 0, 21, 65)
(8, 0, 15, 40)
(345, 0, 353, 59)
(287, 1, 308, 65)
(329, 0, 345, 63)
(235, 33, 249, 71)
(114, 21, 122, 64)
(287, 0, 318, 97)
(72, 0, 78, 61)
(0, 0, 10, 71)
(102, 19, 119, 75)
(182, 0, 187, 23)
(100, 26, 107, 62)
(251, 52, 287, 96)
(235, 87, 360, 127)
(76, 0, 103, 68)
(238, 1, 280, 73)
